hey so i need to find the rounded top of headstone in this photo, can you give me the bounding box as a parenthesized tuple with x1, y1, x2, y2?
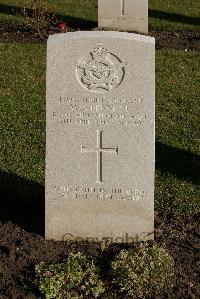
(47, 31, 155, 45)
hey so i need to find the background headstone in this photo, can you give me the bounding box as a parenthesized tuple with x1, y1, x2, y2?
(98, 0, 148, 34)
(46, 31, 155, 242)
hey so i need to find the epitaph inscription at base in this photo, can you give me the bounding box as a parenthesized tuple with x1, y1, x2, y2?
(46, 32, 155, 242)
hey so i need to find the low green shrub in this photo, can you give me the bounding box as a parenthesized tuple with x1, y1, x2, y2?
(110, 243, 175, 298)
(35, 252, 105, 299)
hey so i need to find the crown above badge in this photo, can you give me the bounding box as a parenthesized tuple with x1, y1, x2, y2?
(91, 44, 108, 60)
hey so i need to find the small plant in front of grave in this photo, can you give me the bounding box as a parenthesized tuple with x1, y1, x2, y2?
(35, 252, 105, 299)
(17, 0, 55, 37)
(58, 21, 69, 33)
(110, 243, 175, 298)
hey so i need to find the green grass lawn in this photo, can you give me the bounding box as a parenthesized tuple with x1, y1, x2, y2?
(0, 43, 199, 219)
(155, 51, 200, 218)
(0, 0, 199, 31)
(149, 0, 200, 31)
(0, 43, 45, 183)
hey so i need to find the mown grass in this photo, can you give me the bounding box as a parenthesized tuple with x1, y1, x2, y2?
(0, 0, 97, 27)
(149, 0, 200, 31)
(0, 43, 199, 219)
(155, 50, 200, 218)
(0, 43, 45, 184)
(0, 0, 199, 31)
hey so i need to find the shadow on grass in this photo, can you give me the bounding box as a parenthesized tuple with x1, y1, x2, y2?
(0, 143, 199, 235)
(156, 142, 199, 184)
(0, 3, 97, 29)
(0, 170, 44, 235)
(0, 3, 200, 28)
(149, 9, 200, 27)
(0, 3, 19, 16)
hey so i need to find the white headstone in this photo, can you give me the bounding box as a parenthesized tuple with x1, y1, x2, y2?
(45, 31, 155, 243)
(98, 0, 148, 34)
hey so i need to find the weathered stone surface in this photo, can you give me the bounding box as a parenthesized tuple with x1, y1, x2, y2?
(45, 31, 155, 242)
(98, 0, 148, 34)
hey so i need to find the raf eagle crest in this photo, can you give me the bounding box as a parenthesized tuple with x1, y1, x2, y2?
(75, 44, 125, 94)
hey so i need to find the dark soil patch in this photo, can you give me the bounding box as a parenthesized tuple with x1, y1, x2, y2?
(150, 30, 200, 51)
(0, 23, 199, 51)
(0, 213, 199, 298)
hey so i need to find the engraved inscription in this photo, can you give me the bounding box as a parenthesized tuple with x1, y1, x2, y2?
(81, 130, 118, 183)
(54, 185, 145, 201)
(75, 44, 125, 94)
(52, 96, 146, 128)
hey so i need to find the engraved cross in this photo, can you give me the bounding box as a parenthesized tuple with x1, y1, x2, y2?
(81, 130, 118, 183)
(121, 0, 125, 16)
